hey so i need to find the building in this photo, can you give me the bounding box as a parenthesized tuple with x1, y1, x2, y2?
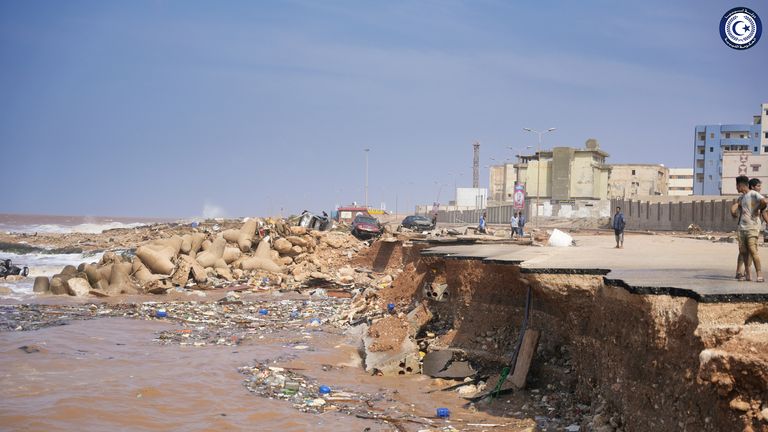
(608, 164, 668, 198)
(667, 168, 693, 196)
(455, 187, 488, 209)
(489, 138, 611, 203)
(694, 103, 768, 195)
(721, 151, 768, 194)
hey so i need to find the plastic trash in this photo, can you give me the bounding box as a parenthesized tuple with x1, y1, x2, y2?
(318, 385, 331, 395)
(290, 311, 300, 319)
(309, 317, 321, 326)
(387, 303, 395, 313)
(258, 309, 269, 315)
(436, 407, 450, 418)
(547, 229, 573, 247)
(155, 309, 167, 318)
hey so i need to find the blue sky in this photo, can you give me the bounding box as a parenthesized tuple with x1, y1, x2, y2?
(1, 0, 766, 218)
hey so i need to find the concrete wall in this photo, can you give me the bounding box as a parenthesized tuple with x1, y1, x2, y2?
(426, 199, 612, 225)
(611, 197, 738, 232)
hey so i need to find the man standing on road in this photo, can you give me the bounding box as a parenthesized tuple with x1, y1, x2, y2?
(731, 175, 768, 282)
(510, 213, 519, 239)
(612, 206, 626, 249)
(478, 211, 487, 234)
(518, 212, 526, 237)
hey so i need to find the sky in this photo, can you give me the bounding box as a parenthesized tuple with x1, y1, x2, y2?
(1, 0, 766, 218)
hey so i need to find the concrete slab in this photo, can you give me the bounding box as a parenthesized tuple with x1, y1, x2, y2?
(422, 235, 768, 303)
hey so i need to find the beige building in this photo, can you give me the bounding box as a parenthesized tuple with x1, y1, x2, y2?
(668, 168, 693, 196)
(608, 164, 668, 198)
(489, 139, 611, 203)
(721, 151, 768, 194)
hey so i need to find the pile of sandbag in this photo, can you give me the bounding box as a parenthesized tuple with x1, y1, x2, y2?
(37, 217, 362, 297)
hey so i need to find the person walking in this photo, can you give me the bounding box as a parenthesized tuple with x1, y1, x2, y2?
(612, 206, 626, 248)
(510, 213, 519, 239)
(518, 212, 526, 237)
(731, 175, 768, 282)
(478, 211, 487, 234)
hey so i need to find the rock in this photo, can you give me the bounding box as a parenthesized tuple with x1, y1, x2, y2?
(290, 226, 307, 235)
(286, 236, 308, 248)
(273, 238, 294, 255)
(66, 277, 91, 297)
(422, 350, 476, 378)
(61, 265, 78, 276)
(33, 276, 50, 293)
(761, 407, 768, 421)
(171, 255, 193, 286)
(457, 384, 478, 397)
(730, 398, 751, 412)
(322, 235, 344, 249)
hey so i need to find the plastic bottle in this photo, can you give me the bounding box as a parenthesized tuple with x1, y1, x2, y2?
(258, 308, 269, 315)
(155, 309, 167, 318)
(387, 303, 395, 313)
(436, 408, 450, 418)
(318, 385, 331, 395)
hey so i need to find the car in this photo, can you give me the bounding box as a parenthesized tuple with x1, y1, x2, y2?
(401, 215, 434, 231)
(351, 214, 382, 239)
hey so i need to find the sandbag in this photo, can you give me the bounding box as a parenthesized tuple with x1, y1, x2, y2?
(33, 276, 50, 293)
(136, 245, 175, 275)
(223, 247, 241, 264)
(180, 234, 192, 254)
(67, 277, 91, 297)
(132, 258, 165, 284)
(196, 237, 226, 268)
(84, 264, 104, 286)
(240, 240, 283, 273)
(189, 233, 205, 255)
(109, 262, 139, 294)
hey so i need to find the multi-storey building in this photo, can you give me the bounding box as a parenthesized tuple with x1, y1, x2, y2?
(694, 103, 768, 195)
(667, 168, 693, 196)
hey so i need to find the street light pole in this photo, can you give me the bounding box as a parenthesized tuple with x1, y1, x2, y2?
(364, 148, 370, 208)
(522, 128, 556, 226)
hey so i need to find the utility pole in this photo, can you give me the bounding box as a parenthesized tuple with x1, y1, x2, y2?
(364, 148, 370, 208)
(472, 142, 480, 188)
(522, 128, 556, 225)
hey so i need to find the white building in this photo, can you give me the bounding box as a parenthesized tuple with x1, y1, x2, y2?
(667, 168, 694, 196)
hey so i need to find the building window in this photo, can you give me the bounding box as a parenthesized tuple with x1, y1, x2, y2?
(631, 169, 636, 175)
(755, 147, 759, 152)
(725, 132, 731, 138)
(710, 133, 714, 139)
(764, 146, 768, 153)
(698, 133, 705, 141)
(709, 175, 712, 180)
(757, 132, 760, 138)
(741, 134, 746, 139)
(765, 132, 768, 139)
(710, 147, 713, 152)
(753, 165, 761, 172)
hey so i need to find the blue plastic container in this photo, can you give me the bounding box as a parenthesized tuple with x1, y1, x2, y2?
(258, 309, 269, 315)
(155, 309, 167, 318)
(309, 317, 321, 325)
(290, 311, 300, 319)
(436, 408, 450, 418)
(387, 303, 395, 313)
(318, 385, 331, 395)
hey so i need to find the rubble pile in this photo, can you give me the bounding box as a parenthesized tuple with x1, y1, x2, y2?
(29, 218, 369, 298)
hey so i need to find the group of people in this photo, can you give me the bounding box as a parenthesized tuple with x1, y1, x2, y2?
(509, 212, 526, 238)
(476, 211, 527, 237)
(731, 175, 768, 282)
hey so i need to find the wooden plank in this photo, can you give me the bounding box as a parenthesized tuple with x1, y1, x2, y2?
(509, 329, 540, 389)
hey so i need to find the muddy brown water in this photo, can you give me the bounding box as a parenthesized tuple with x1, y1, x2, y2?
(0, 316, 506, 431)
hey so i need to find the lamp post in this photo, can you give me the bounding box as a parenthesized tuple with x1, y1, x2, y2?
(364, 148, 370, 208)
(522, 128, 556, 225)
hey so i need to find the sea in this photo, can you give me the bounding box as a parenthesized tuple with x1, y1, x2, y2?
(0, 214, 486, 431)
(0, 214, 169, 300)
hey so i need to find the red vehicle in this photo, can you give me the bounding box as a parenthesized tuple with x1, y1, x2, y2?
(351, 214, 381, 239)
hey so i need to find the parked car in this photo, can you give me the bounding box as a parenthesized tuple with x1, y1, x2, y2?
(401, 215, 434, 231)
(351, 214, 382, 239)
